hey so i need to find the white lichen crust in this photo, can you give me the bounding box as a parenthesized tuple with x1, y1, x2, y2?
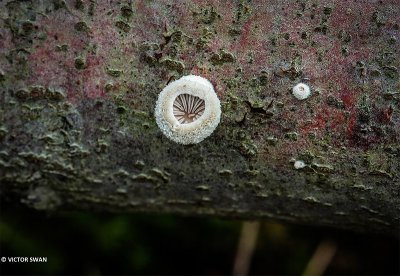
(292, 83, 311, 100)
(155, 75, 221, 144)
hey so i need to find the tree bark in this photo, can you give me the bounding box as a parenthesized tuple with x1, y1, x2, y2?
(0, 0, 399, 236)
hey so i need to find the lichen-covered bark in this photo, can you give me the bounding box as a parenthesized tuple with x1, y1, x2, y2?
(0, 0, 399, 236)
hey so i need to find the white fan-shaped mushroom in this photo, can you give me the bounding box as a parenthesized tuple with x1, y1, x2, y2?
(292, 83, 311, 100)
(155, 75, 221, 144)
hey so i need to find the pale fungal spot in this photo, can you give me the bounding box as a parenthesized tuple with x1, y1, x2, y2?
(155, 75, 221, 144)
(294, 160, 306, 169)
(292, 83, 311, 100)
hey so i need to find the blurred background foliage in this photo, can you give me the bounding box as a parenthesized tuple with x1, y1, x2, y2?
(0, 206, 398, 275)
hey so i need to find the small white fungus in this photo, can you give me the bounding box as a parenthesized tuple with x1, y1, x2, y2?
(155, 75, 221, 144)
(292, 83, 311, 100)
(294, 160, 306, 169)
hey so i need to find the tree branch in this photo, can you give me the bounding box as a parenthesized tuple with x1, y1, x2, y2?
(0, 0, 399, 236)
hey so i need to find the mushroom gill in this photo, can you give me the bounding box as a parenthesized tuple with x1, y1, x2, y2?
(173, 94, 205, 124)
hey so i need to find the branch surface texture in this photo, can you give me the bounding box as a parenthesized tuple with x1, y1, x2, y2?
(0, 0, 399, 236)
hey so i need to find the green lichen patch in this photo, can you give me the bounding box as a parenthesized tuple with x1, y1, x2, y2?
(106, 68, 123, 77)
(284, 132, 298, 141)
(120, 5, 133, 18)
(159, 57, 185, 73)
(115, 20, 131, 33)
(74, 21, 90, 33)
(55, 44, 69, 52)
(14, 86, 65, 101)
(198, 6, 220, 24)
(74, 57, 87, 69)
(210, 49, 235, 65)
(74, 0, 84, 10)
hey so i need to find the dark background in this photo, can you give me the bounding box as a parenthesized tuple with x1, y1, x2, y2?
(0, 205, 399, 275)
